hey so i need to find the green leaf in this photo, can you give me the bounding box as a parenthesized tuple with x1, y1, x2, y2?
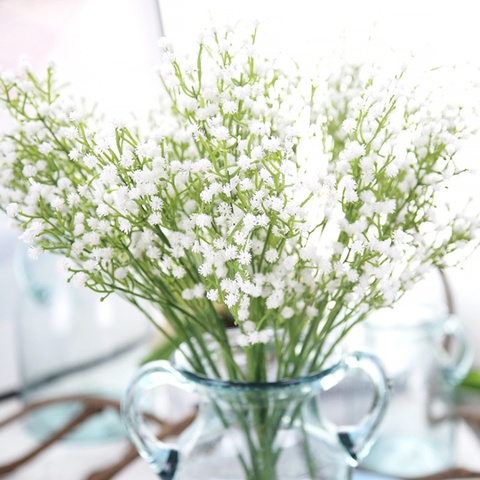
(459, 369, 480, 390)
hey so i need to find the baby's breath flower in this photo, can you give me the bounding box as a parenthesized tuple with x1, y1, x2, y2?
(342, 117, 357, 134)
(100, 165, 118, 184)
(83, 153, 97, 168)
(211, 125, 230, 141)
(182, 288, 194, 300)
(0, 24, 478, 384)
(238, 251, 252, 265)
(281, 306, 294, 319)
(265, 249, 279, 263)
(67, 192, 80, 207)
(50, 197, 65, 211)
(28, 246, 42, 260)
(6, 203, 19, 217)
(96, 204, 109, 217)
(199, 263, 213, 276)
(115, 267, 128, 280)
(38, 142, 53, 155)
(118, 218, 132, 234)
(148, 212, 162, 226)
(68, 148, 81, 161)
(262, 137, 281, 152)
(72, 272, 88, 287)
(60, 126, 78, 140)
(221, 100, 237, 114)
(84, 260, 98, 272)
(225, 292, 239, 308)
(195, 213, 212, 228)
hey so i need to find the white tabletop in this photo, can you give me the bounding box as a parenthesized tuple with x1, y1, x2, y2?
(2, 397, 480, 480)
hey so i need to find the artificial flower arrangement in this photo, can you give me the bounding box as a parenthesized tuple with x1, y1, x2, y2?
(0, 25, 478, 383)
(1, 24, 479, 479)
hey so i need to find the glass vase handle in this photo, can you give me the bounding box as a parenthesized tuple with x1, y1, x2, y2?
(121, 360, 192, 480)
(335, 351, 390, 465)
(442, 316, 474, 385)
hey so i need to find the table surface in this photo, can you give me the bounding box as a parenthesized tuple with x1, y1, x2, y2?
(2, 397, 480, 480)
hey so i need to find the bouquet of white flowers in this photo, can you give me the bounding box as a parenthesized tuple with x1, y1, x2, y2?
(0, 25, 478, 384)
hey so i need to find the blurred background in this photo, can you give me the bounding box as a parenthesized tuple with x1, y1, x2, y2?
(1, 0, 480, 478)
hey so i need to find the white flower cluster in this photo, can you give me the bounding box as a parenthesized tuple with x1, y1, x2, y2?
(0, 25, 478, 380)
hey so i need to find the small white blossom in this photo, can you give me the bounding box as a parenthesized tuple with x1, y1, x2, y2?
(342, 117, 357, 134)
(262, 137, 281, 152)
(68, 148, 81, 161)
(182, 288, 194, 300)
(393, 229, 413, 244)
(38, 142, 53, 155)
(28, 246, 42, 260)
(60, 126, 78, 140)
(50, 197, 65, 211)
(96, 203, 109, 217)
(281, 306, 294, 319)
(6, 203, 19, 217)
(83, 154, 98, 168)
(115, 267, 128, 280)
(266, 290, 284, 309)
(192, 284, 205, 298)
(19, 219, 45, 244)
(225, 292, 239, 308)
(66, 192, 80, 207)
(238, 250, 252, 265)
(198, 262, 213, 276)
(148, 212, 162, 225)
(211, 125, 230, 141)
(84, 260, 98, 272)
(72, 272, 88, 287)
(350, 240, 365, 254)
(238, 155, 253, 170)
(74, 223, 85, 236)
(222, 100, 238, 114)
(265, 248, 279, 263)
(206, 289, 219, 301)
(172, 266, 187, 279)
(242, 213, 257, 233)
(100, 165, 119, 184)
(195, 214, 212, 228)
(146, 246, 161, 260)
(83, 232, 101, 247)
(118, 218, 132, 234)
(69, 111, 81, 122)
(250, 145, 264, 160)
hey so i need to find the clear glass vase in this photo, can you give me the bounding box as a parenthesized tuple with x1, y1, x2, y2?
(359, 306, 473, 477)
(122, 336, 390, 480)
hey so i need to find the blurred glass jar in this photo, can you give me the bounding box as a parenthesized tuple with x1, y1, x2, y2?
(14, 247, 153, 441)
(359, 303, 473, 478)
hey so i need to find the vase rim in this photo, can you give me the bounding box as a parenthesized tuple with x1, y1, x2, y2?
(169, 330, 343, 391)
(170, 356, 339, 391)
